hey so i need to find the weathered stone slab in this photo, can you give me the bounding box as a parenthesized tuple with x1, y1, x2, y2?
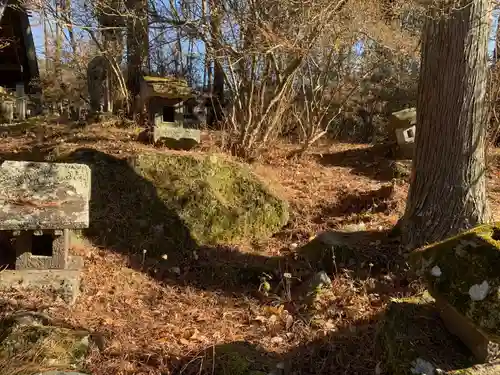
(140, 76, 192, 100)
(410, 224, 500, 363)
(0, 161, 91, 230)
(153, 125, 200, 150)
(0, 269, 81, 305)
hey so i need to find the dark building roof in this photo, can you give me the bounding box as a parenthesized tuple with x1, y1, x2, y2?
(0, 0, 39, 93)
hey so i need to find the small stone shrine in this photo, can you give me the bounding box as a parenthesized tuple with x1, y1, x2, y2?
(389, 107, 416, 159)
(0, 160, 91, 304)
(139, 75, 200, 150)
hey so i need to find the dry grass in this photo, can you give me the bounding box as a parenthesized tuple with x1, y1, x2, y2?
(0, 118, 499, 374)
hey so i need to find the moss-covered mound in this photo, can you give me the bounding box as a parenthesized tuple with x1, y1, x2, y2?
(62, 148, 287, 259)
(0, 312, 90, 375)
(128, 152, 288, 245)
(376, 293, 475, 375)
(410, 224, 500, 341)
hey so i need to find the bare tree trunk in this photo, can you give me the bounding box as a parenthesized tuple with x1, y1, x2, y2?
(43, 11, 50, 71)
(54, 0, 62, 77)
(63, 0, 77, 56)
(176, 27, 184, 75)
(402, 0, 492, 250)
(126, 0, 149, 117)
(208, 0, 224, 127)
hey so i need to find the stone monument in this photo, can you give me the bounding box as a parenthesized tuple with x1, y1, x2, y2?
(0, 160, 91, 304)
(377, 224, 500, 374)
(410, 224, 500, 363)
(139, 76, 200, 150)
(389, 107, 416, 159)
(87, 55, 113, 115)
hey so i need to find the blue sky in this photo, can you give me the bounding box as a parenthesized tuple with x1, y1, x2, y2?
(29, 10, 500, 65)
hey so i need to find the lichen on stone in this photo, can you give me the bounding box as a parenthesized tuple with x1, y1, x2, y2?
(431, 266, 442, 277)
(411, 358, 436, 374)
(469, 281, 489, 302)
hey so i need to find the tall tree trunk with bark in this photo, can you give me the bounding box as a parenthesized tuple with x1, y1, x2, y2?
(54, 0, 62, 77)
(402, 0, 492, 250)
(208, 0, 224, 127)
(126, 0, 149, 117)
(43, 12, 50, 71)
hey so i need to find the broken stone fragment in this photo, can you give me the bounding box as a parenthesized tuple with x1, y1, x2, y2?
(410, 224, 500, 363)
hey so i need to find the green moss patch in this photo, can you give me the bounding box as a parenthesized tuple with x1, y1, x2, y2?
(63, 148, 288, 256)
(377, 293, 475, 375)
(410, 224, 500, 340)
(128, 152, 288, 245)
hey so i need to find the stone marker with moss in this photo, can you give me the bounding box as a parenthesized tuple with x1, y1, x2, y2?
(410, 224, 500, 363)
(129, 152, 289, 245)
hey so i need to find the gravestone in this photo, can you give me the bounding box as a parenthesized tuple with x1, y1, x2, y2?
(87, 55, 113, 115)
(410, 224, 500, 363)
(389, 108, 416, 159)
(0, 160, 91, 304)
(139, 76, 200, 150)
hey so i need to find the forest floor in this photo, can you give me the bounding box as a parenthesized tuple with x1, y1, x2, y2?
(1, 118, 500, 375)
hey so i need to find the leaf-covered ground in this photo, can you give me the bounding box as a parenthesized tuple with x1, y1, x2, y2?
(1, 119, 500, 374)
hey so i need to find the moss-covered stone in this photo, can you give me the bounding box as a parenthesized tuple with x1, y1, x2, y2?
(142, 75, 192, 99)
(410, 224, 500, 341)
(0, 312, 89, 374)
(376, 293, 475, 375)
(129, 152, 289, 245)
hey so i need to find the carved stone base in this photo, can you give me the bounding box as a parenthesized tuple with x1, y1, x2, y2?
(13, 229, 81, 270)
(0, 269, 82, 305)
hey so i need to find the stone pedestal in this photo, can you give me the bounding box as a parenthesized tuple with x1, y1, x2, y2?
(0, 161, 91, 305)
